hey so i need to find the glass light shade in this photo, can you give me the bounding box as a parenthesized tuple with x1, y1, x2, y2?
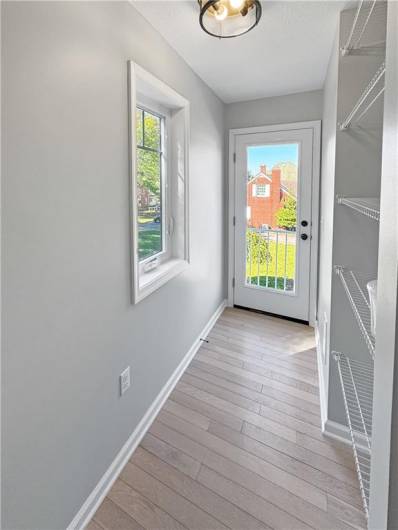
(199, 0, 262, 39)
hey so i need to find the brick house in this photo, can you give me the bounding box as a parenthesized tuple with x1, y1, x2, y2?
(247, 165, 294, 229)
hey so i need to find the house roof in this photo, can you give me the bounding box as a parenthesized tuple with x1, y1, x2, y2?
(248, 171, 296, 199)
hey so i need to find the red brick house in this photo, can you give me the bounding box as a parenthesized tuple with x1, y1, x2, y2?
(247, 165, 294, 229)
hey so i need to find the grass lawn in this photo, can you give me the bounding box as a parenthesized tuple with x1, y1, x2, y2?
(138, 229, 161, 260)
(246, 239, 296, 290)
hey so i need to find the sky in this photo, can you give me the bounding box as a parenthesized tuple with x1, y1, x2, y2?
(247, 143, 298, 176)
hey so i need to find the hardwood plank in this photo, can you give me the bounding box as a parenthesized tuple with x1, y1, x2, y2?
(195, 353, 319, 404)
(108, 479, 185, 530)
(87, 520, 105, 530)
(244, 360, 319, 394)
(149, 420, 208, 463)
(208, 421, 363, 509)
(296, 432, 356, 466)
(133, 447, 270, 530)
(163, 399, 211, 430)
(202, 451, 354, 530)
(186, 365, 321, 421)
(190, 359, 263, 392)
(140, 433, 201, 479)
(170, 389, 244, 431)
(258, 404, 327, 442)
(157, 410, 326, 509)
(121, 462, 229, 529)
(213, 322, 315, 352)
(242, 421, 357, 480)
(327, 495, 367, 529)
(94, 498, 144, 530)
(180, 372, 262, 413)
(202, 341, 318, 380)
(198, 466, 310, 530)
(175, 380, 297, 442)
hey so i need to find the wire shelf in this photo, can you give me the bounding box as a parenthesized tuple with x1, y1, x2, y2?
(334, 351, 373, 517)
(341, 0, 387, 56)
(337, 196, 380, 221)
(339, 61, 385, 130)
(335, 267, 376, 359)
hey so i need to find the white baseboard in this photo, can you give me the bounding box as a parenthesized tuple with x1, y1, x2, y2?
(323, 419, 370, 454)
(314, 320, 328, 428)
(67, 299, 227, 530)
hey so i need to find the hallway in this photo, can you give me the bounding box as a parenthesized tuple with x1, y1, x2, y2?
(88, 308, 366, 530)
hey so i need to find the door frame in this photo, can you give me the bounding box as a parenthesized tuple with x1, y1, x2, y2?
(227, 120, 321, 326)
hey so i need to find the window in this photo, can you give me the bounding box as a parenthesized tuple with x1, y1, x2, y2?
(256, 184, 270, 197)
(136, 108, 165, 262)
(129, 62, 190, 304)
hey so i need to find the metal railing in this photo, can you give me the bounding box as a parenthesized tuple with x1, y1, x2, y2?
(246, 228, 296, 292)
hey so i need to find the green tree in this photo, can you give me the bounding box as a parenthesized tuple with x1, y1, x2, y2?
(246, 231, 272, 265)
(275, 196, 297, 229)
(136, 110, 161, 197)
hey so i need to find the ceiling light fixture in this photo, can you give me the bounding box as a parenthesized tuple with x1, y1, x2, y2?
(198, 0, 262, 39)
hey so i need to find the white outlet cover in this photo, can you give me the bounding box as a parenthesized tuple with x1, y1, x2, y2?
(120, 366, 131, 396)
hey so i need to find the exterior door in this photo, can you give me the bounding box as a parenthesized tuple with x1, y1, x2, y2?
(233, 127, 315, 322)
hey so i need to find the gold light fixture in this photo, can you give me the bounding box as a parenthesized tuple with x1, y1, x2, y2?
(198, 0, 262, 39)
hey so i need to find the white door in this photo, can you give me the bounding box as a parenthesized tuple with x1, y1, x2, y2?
(233, 126, 316, 322)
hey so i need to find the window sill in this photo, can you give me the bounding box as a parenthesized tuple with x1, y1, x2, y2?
(134, 258, 189, 304)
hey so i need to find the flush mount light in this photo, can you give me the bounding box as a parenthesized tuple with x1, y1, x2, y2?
(198, 0, 262, 39)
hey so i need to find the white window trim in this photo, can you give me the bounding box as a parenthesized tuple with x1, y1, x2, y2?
(129, 62, 190, 304)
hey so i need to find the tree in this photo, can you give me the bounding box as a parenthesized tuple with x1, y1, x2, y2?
(275, 196, 297, 229)
(136, 110, 161, 197)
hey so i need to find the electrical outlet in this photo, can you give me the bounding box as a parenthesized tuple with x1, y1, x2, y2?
(120, 366, 131, 396)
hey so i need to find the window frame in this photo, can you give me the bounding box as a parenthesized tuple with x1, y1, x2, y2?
(256, 184, 270, 197)
(129, 62, 190, 304)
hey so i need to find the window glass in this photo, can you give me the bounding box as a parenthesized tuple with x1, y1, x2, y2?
(136, 108, 163, 261)
(144, 111, 161, 150)
(136, 109, 143, 146)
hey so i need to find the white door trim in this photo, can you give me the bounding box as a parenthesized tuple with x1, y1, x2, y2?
(227, 120, 321, 326)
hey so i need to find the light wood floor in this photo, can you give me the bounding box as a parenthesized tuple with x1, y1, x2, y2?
(88, 307, 366, 530)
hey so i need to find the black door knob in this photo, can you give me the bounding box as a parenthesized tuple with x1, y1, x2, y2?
(301, 220, 308, 227)
(301, 233, 308, 241)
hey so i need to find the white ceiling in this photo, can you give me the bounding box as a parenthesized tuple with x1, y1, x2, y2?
(132, 1, 350, 103)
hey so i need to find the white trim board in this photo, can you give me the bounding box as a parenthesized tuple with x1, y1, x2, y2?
(315, 320, 328, 429)
(67, 299, 227, 530)
(227, 120, 321, 326)
(323, 419, 370, 454)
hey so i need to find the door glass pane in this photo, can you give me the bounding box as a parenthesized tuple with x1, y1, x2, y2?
(246, 143, 299, 292)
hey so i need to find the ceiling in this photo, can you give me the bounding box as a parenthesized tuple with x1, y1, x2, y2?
(132, 1, 350, 103)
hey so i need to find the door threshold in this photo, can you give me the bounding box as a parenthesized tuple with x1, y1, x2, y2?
(233, 305, 309, 326)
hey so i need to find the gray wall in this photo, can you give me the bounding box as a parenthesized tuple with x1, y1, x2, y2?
(225, 89, 323, 130)
(317, 28, 339, 425)
(1, 2, 225, 529)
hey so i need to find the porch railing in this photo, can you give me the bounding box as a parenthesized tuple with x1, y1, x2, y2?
(246, 228, 296, 292)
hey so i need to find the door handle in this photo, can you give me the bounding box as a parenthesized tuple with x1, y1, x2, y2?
(301, 233, 309, 241)
(301, 220, 308, 227)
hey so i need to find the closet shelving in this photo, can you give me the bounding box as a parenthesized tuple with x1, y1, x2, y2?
(334, 266, 376, 360)
(341, 0, 386, 56)
(337, 196, 380, 221)
(333, 351, 373, 517)
(339, 60, 385, 130)
(332, 1, 386, 523)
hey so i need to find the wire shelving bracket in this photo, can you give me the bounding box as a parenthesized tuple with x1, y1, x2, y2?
(339, 61, 385, 130)
(334, 266, 376, 359)
(333, 351, 373, 518)
(337, 196, 380, 221)
(341, 0, 387, 56)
